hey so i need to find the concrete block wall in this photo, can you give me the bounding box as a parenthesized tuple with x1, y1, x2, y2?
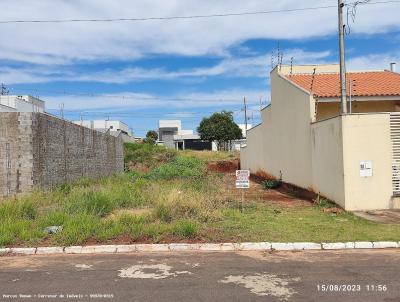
(0, 112, 124, 198)
(0, 113, 35, 197)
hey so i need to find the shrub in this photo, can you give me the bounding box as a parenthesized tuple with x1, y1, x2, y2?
(148, 156, 205, 180)
(154, 204, 173, 223)
(262, 179, 282, 190)
(172, 219, 198, 238)
(313, 196, 336, 208)
(124, 143, 176, 169)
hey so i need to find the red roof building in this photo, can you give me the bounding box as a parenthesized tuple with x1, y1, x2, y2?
(285, 71, 400, 98)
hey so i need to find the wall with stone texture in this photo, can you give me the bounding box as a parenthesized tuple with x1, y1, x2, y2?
(0, 112, 124, 198)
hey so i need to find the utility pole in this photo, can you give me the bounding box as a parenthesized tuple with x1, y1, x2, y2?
(338, 0, 347, 114)
(243, 97, 248, 137)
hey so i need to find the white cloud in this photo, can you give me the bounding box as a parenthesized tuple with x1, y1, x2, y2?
(43, 88, 268, 112)
(0, 0, 399, 64)
(1, 48, 332, 84)
(347, 52, 400, 71)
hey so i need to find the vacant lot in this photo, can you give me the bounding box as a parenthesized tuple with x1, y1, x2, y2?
(1, 143, 400, 247)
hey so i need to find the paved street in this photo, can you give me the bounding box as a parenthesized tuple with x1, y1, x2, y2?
(0, 250, 399, 302)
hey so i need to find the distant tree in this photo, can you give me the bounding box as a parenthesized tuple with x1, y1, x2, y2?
(145, 130, 159, 144)
(197, 111, 243, 151)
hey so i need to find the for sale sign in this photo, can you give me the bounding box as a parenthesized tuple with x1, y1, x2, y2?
(236, 170, 250, 189)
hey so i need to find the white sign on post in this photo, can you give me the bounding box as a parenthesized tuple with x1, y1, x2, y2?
(236, 170, 250, 189)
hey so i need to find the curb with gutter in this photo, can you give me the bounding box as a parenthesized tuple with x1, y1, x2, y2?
(0, 241, 399, 256)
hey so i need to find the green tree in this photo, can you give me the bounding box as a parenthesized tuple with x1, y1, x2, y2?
(197, 111, 243, 151)
(145, 130, 159, 144)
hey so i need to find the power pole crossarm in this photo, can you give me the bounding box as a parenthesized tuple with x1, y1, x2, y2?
(338, 0, 347, 114)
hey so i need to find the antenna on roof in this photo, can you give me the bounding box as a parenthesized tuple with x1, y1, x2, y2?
(290, 57, 294, 74)
(1, 83, 9, 95)
(271, 49, 275, 70)
(277, 42, 284, 71)
(310, 68, 317, 92)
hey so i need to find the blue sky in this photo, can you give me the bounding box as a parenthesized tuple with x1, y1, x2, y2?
(1, 0, 400, 136)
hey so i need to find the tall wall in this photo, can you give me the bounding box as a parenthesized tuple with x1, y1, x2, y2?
(240, 65, 394, 211)
(241, 68, 315, 188)
(0, 112, 124, 198)
(240, 123, 264, 172)
(311, 116, 346, 207)
(0, 113, 36, 197)
(310, 114, 392, 211)
(341, 113, 392, 210)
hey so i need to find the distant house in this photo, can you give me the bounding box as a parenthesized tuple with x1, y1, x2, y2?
(158, 120, 212, 150)
(0, 95, 45, 113)
(73, 120, 135, 143)
(241, 63, 400, 211)
(232, 123, 252, 151)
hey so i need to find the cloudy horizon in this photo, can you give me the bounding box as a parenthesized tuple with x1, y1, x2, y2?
(1, 0, 399, 135)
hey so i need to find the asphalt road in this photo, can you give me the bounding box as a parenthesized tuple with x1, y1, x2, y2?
(0, 250, 399, 302)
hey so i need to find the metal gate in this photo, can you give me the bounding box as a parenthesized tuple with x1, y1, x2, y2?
(390, 113, 400, 195)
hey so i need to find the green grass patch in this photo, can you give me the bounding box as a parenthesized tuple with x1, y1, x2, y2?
(1, 149, 400, 247)
(147, 156, 206, 180)
(124, 143, 176, 170)
(173, 219, 198, 239)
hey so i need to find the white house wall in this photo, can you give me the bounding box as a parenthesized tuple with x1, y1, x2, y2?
(311, 116, 346, 207)
(341, 114, 393, 211)
(241, 68, 315, 189)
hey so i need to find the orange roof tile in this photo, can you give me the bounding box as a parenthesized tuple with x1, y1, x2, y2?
(285, 71, 400, 98)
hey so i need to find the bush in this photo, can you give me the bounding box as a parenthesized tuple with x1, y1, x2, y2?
(124, 143, 176, 169)
(314, 196, 336, 208)
(262, 179, 282, 190)
(154, 204, 173, 223)
(148, 156, 205, 180)
(172, 219, 198, 238)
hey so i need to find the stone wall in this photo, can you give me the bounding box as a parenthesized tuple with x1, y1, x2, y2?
(0, 112, 124, 197)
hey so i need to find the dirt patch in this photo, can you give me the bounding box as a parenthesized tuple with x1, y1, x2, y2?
(208, 160, 239, 173)
(249, 172, 318, 204)
(219, 173, 312, 208)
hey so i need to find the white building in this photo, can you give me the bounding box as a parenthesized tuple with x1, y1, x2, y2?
(0, 95, 45, 113)
(73, 120, 135, 142)
(158, 120, 194, 149)
(237, 124, 252, 138)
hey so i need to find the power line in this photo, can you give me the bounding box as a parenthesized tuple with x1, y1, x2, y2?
(0, 1, 397, 24)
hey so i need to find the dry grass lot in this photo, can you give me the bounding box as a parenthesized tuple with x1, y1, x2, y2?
(1, 143, 400, 247)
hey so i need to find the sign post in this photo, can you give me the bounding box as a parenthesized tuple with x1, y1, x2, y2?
(236, 170, 250, 212)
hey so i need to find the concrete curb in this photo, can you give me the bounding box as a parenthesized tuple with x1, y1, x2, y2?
(1, 242, 399, 256)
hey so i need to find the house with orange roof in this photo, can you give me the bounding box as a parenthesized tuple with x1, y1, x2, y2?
(241, 64, 400, 211)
